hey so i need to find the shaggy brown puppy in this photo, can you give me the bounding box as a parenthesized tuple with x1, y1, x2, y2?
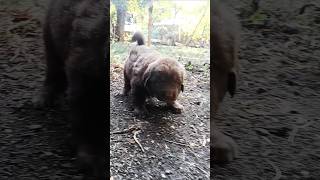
(123, 32, 185, 114)
(34, 0, 108, 179)
(211, 0, 240, 164)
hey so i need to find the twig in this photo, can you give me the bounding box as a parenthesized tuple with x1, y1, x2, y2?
(110, 139, 126, 143)
(164, 140, 189, 147)
(194, 112, 199, 120)
(133, 130, 144, 152)
(110, 126, 140, 135)
(266, 159, 282, 180)
(196, 166, 209, 178)
(288, 120, 315, 144)
(9, 47, 20, 62)
(299, 3, 319, 15)
(202, 135, 207, 146)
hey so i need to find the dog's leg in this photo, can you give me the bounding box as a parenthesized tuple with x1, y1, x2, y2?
(66, 49, 106, 179)
(33, 23, 67, 107)
(211, 124, 238, 163)
(211, 0, 240, 164)
(131, 80, 148, 115)
(122, 70, 131, 96)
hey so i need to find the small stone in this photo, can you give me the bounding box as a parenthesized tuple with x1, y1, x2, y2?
(194, 101, 201, 105)
(256, 88, 267, 94)
(43, 151, 53, 156)
(293, 91, 300, 96)
(61, 163, 72, 168)
(165, 169, 172, 175)
(301, 170, 310, 177)
(4, 129, 12, 133)
(27, 124, 42, 130)
(161, 173, 166, 178)
(289, 110, 299, 114)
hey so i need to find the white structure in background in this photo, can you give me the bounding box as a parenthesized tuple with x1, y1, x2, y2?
(152, 18, 185, 46)
(153, 18, 183, 43)
(124, 13, 139, 34)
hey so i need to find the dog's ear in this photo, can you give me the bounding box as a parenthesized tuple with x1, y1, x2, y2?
(181, 84, 184, 92)
(227, 69, 237, 97)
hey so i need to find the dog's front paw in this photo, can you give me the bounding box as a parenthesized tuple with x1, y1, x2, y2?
(133, 105, 148, 116)
(212, 130, 238, 164)
(32, 91, 55, 108)
(77, 145, 106, 179)
(168, 101, 184, 114)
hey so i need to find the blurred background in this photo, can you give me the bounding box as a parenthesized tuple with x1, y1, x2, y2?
(110, 0, 210, 72)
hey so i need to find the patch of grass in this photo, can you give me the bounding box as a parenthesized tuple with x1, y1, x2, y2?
(110, 42, 130, 64)
(185, 61, 194, 71)
(111, 42, 210, 67)
(156, 45, 209, 61)
(249, 10, 268, 25)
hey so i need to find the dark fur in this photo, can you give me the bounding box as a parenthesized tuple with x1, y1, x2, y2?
(211, 0, 240, 164)
(35, 0, 108, 178)
(123, 32, 185, 114)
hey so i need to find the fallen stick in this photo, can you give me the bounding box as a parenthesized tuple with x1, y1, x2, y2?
(288, 120, 315, 144)
(9, 46, 20, 62)
(110, 126, 140, 135)
(133, 130, 145, 152)
(267, 159, 282, 180)
(164, 140, 189, 147)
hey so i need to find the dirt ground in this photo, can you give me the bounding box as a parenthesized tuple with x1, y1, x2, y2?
(0, 0, 85, 179)
(213, 0, 320, 179)
(110, 61, 210, 180)
(1, 0, 320, 180)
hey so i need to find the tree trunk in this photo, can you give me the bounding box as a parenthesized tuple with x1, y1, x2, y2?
(147, 0, 153, 46)
(115, 5, 126, 41)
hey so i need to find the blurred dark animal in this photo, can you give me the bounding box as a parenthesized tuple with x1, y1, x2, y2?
(34, 0, 108, 179)
(212, 0, 240, 164)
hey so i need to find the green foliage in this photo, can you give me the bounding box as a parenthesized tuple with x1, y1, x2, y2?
(249, 10, 268, 25)
(153, 1, 175, 22)
(111, 42, 209, 73)
(110, 3, 117, 25)
(110, 42, 130, 64)
(176, 1, 210, 41)
(185, 61, 194, 71)
(111, 0, 210, 42)
(155, 45, 209, 61)
(111, 0, 128, 10)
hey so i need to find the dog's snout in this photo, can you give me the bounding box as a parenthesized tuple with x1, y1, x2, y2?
(167, 91, 177, 101)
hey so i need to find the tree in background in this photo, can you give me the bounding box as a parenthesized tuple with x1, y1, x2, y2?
(112, 0, 127, 41)
(147, 0, 153, 46)
(111, 0, 210, 46)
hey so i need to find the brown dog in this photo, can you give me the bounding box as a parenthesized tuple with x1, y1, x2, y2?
(123, 32, 185, 114)
(212, 1, 240, 163)
(34, 0, 108, 178)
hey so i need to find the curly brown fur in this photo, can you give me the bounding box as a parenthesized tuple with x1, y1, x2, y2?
(211, 0, 240, 164)
(123, 32, 185, 115)
(34, 0, 108, 179)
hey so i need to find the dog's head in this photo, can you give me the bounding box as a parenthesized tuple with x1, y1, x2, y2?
(143, 58, 185, 103)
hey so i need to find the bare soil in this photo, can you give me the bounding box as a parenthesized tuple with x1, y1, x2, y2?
(110, 54, 210, 179)
(0, 0, 84, 179)
(213, 0, 320, 179)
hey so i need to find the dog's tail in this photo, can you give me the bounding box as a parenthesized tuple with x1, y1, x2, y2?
(132, 31, 145, 45)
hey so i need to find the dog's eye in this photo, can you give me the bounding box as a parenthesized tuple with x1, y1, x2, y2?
(181, 84, 184, 92)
